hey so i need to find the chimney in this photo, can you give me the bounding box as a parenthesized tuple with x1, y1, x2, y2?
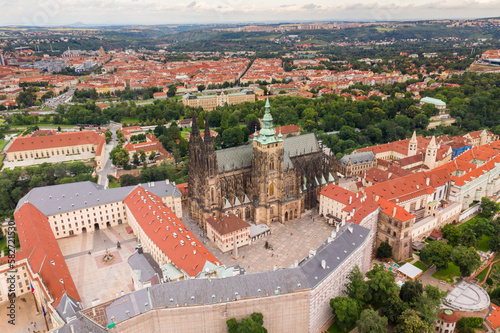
(349, 196, 352, 204)
(92, 307, 96, 317)
(393, 206, 397, 217)
(321, 260, 326, 269)
(426, 178, 430, 186)
(335, 222, 340, 233)
(166, 179, 170, 185)
(138, 244, 143, 254)
(356, 192, 359, 198)
(70, 326, 74, 333)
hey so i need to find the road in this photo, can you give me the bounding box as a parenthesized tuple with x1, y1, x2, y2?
(96, 122, 120, 187)
(1, 88, 75, 116)
(44, 87, 76, 109)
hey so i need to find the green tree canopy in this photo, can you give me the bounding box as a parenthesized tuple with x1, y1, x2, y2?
(357, 309, 388, 333)
(420, 241, 452, 270)
(330, 296, 360, 331)
(451, 246, 481, 277)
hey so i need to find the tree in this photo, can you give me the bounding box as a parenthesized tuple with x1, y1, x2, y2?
(166, 85, 177, 97)
(451, 246, 481, 277)
(394, 309, 426, 333)
(330, 297, 360, 331)
(399, 280, 423, 304)
(345, 265, 368, 306)
(105, 129, 112, 143)
(459, 227, 478, 248)
(481, 197, 500, 219)
(376, 242, 392, 258)
(441, 224, 462, 247)
(197, 85, 206, 92)
(119, 174, 139, 187)
(132, 152, 140, 166)
(366, 264, 399, 308)
(382, 295, 408, 323)
(110, 146, 130, 167)
(149, 151, 156, 161)
(419, 241, 452, 270)
(140, 150, 147, 164)
(357, 309, 388, 333)
(227, 312, 267, 333)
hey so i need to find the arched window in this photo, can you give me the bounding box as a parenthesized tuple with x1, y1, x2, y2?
(269, 157, 275, 170)
(269, 183, 274, 196)
(211, 188, 214, 203)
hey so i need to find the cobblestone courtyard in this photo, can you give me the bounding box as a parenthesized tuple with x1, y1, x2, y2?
(57, 224, 138, 308)
(182, 210, 335, 274)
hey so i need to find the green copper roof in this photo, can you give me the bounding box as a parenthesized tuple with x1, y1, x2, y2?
(256, 98, 280, 145)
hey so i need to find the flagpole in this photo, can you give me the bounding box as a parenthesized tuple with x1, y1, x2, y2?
(42, 306, 49, 331)
(30, 283, 40, 313)
(32, 290, 40, 313)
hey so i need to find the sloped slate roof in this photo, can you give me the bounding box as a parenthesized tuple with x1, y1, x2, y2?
(15, 181, 136, 216)
(97, 222, 370, 326)
(340, 151, 375, 166)
(216, 133, 320, 172)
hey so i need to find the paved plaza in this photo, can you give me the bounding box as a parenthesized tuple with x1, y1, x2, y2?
(182, 210, 335, 274)
(0, 294, 47, 332)
(57, 224, 138, 308)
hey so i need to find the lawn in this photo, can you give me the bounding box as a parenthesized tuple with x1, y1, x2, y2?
(458, 213, 486, 230)
(376, 27, 396, 31)
(121, 117, 140, 125)
(327, 321, 355, 333)
(478, 235, 492, 252)
(432, 262, 461, 281)
(108, 178, 121, 188)
(0, 139, 7, 152)
(413, 261, 429, 272)
(475, 253, 500, 282)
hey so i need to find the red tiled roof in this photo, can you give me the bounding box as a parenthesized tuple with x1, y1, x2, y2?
(14, 203, 80, 306)
(320, 184, 357, 206)
(377, 197, 415, 221)
(124, 186, 221, 277)
(206, 214, 250, 236)
(365, 169, 449, 203)
(7, 130, 105, 155)
(343, 198, 380, 225)
(176, 183, 188, 196)
(488, 303, 500, 329)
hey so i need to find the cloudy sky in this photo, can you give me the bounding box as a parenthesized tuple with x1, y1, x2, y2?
(2, 0, 500, 26)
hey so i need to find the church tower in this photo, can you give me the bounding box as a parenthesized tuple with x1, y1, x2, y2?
(188, 112, 219, 229)
(408, 130, 418, 156)
(424, 136, 437, 169)
(251, 98, 284, 225)
(202, 117, 220, 222)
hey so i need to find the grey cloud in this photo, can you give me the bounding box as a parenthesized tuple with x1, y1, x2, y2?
(302, 3, 320, 9)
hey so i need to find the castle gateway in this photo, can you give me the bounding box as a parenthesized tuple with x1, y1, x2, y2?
(188, 98, 336, 228)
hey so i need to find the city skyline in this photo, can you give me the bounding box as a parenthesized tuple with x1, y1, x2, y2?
(2, 0, 500, 26)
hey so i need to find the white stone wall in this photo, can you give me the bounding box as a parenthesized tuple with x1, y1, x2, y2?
(48, 200, 127, 238)
(308, 229, 372, 333)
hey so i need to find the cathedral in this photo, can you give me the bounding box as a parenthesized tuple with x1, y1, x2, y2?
(188, 98, 336, 228)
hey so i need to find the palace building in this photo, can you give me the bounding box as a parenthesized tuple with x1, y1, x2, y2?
(188, 98, 336, 228)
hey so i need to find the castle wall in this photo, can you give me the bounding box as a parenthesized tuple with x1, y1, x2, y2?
(114, 291, 310, 333)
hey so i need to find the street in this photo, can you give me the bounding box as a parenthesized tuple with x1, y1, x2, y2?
(96, 122, 120, 187)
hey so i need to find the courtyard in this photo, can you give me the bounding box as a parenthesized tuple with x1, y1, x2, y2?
(0, 293, 47, 333)
(57, 224, 139, 308)
(182, 210, 336, 274)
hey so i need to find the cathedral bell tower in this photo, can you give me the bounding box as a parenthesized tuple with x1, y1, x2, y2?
(251, 98, 284, 225)
(188, 112, 219, 229)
